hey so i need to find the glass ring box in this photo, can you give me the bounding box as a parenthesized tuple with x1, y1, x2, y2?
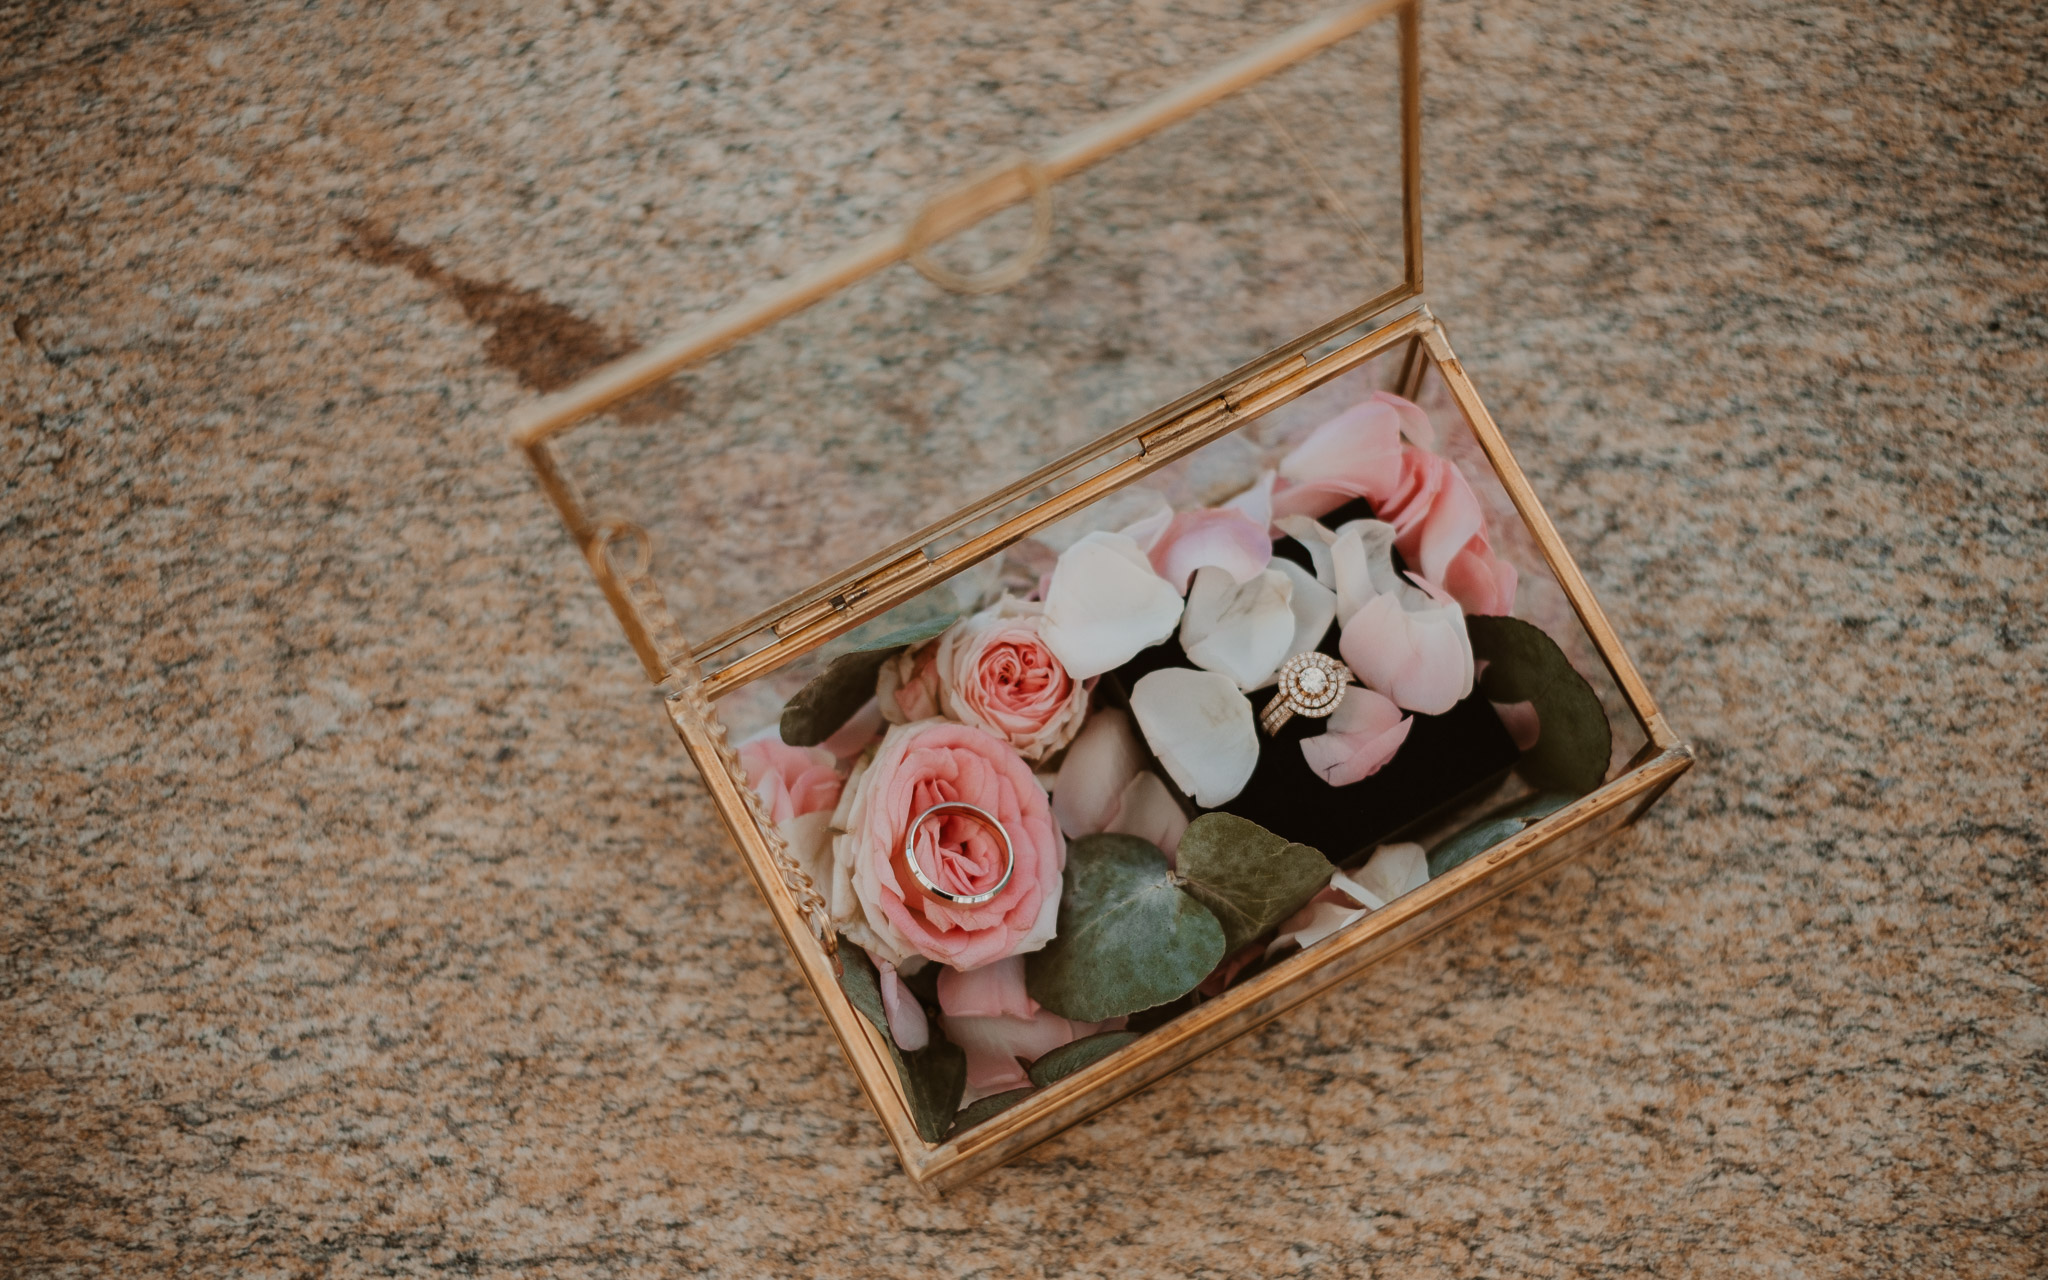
(511, 0, 1691, 1191)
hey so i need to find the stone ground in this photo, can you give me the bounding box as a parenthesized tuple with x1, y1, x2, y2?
(3, 1, 2044, 1276)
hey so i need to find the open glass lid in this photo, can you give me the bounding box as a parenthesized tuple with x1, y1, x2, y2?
(516, 1, 1422, 693)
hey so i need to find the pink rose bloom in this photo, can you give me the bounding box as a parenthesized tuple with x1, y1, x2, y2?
(935, 597, 1092, 762)
(877, 642, 943, 724)
(830, 720, 1064, 970)
(738, 735, 843, 826)
(937, 956, 1117, 1099)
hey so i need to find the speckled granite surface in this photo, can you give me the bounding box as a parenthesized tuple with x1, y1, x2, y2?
(5, 1, 2045, 1275)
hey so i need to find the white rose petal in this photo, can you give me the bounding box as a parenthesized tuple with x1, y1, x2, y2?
(1265, 867, 1389, 958)
(1040, 531, 1186, 680)
(1353, 841, 1430, 905)
(1179, 565, 1298, 690)
(1117, 503, 1175, 553)
(1129, 667, 1259, 808)
(779, 809, 836, 901)
(1221, 469, 1276, 532)
(1328, 518, 1408, 624)
(1274, 514, 1339, 589)
(1267, 558, 1338, 677)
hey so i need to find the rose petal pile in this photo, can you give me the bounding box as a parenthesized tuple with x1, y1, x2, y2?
(771, 385, 1551, 1130)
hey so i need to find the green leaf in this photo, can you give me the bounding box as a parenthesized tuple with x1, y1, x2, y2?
(948, 1088, 1035, 1137)
(835, 942, 966, 1143)
(1026, 834, 1227, 1022)
(778, 614, 957, 747)
(1426, 791, 1579, 878)
(1173, 813, 1336, 954)
(1467, 615, 1613, 795)
(1026, 1031, 1140, 1088)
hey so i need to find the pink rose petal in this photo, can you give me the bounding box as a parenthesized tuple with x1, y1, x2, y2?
(1441, 537, 1520, 616)
(1050, 709, 1144, 840)
(1338, 578, 1475, 716)
(1147, 508, 1273, 594)
(821, 696, 886, 760)
(937, 955, 1039, 1021)
(944, 1008, 1104, 1099)
(739, 735, 844, 825)
(1299, 688, 1414, 786)
(1277, 396, 1406, 503)
(877, 958, 931, 1052)
(1492, 699, 1541, 752)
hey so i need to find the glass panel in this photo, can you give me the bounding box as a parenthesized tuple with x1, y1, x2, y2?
(718, 334, 1650, 855)
(555, 14, 1408, 652)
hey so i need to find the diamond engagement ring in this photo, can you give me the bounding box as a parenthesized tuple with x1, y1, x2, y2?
(1259, 651, 1354, 735)
(903, 801, 1015, 906)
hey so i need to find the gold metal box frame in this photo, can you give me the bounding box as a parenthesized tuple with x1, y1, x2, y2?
(510, 0, 1692, 1192)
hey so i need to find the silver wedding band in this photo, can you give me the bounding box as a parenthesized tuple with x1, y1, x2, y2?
(904, 801, 1015, 906)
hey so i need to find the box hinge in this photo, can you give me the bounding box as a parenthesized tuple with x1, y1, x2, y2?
(1140, 398, 1229, 456)
(1224, 354, 1308, 410)
(771, 550, 931, 638)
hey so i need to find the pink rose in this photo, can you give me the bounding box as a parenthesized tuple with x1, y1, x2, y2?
(934, 597, 1092, 762)
(738, 735, 843, 826)
(877, 642, 943, 724)
(830, 720, 1065, 970)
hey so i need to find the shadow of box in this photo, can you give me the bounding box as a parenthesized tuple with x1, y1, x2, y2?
(508, 0, 1691, 1191)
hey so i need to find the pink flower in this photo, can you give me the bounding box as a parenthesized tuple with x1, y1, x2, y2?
(1300, 687, 1413, 786)
(877, 642, 943, 724)
(829, 721, 1064, 970)
(738, 735, 844, 826)
(1124, 486, 1275, 596)
(936, 956, 1115, 1099)
(934, 597, 1092, 762)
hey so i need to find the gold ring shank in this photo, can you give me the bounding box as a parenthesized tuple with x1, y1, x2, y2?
(904, 801, 1016, 906)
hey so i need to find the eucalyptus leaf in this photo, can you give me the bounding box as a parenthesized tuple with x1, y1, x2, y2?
(1026, 1031, 1140, 1088)
(1467, 615, 1612, 795)
(948, 1088, 1035, 1137)
(779, 613, 958, 747)
(1026, 834, 1227, 1022)
(1426, 790, 1579, 878)
(836, 942, 965, 1143)
(1173, 813, 1335, 953)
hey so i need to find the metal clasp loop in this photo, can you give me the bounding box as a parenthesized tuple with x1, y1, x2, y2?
(905, 156, 1054, 295)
